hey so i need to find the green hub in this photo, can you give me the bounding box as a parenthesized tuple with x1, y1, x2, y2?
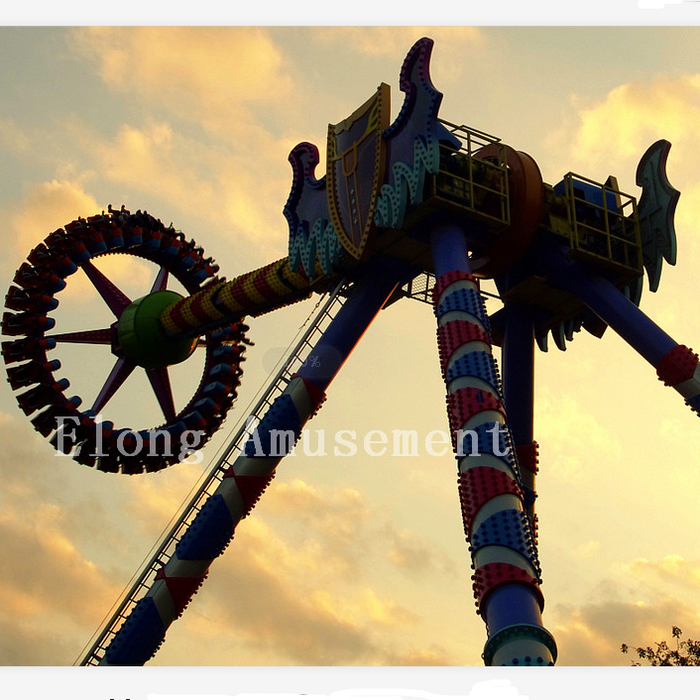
(117, 290, 197, 369)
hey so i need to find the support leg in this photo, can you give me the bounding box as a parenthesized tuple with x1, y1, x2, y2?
(540, 247, 700, 414)
(502, 302, 538, 525)
(431, 223, 556, 666)
(100, 260, 408, 665)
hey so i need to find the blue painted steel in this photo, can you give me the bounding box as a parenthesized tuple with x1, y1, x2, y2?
(501, 304, 535, 445)
(202, 381, 229, 399)
(432, 223, 554, 666)
(437, 288, 491, 332)
(446, 351, 503, 397)
(97, 262, 411, 666)
(484, 587, 546, 637)
(687, 394, 700, 414)
(470, 509, 541, 577)
(553, 178, 618, 211)
(193, 397, 217, 415)
(104, 597, 165, 666)
(209, 328, 233, 343)
(431, 224, 471, 277)
(297, 258, 410, 390)
(212, 345, 239, 361)
(243, 393, 302, 457)
(459, 421, 520, 479)
(541, 246, 677, 366)
(175, 494, 235, 561)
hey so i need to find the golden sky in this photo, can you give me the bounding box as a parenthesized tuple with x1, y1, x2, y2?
(3, 26, 700, 670)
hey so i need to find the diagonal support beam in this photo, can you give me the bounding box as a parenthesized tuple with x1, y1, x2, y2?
(539, 244, 700, 415)
(98, 258, 411, 666)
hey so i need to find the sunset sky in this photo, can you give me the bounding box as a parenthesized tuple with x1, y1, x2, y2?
(4, 25, 700, 671)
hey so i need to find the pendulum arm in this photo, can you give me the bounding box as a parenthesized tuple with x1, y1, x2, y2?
(431, 223, 556, 666)
(98, 259, 410, 666)
(540, 247, 700, 414)
(160, 257, 325, 340)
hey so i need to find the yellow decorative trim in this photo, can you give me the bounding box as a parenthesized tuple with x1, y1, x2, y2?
(242, 275, 267, 305)
(218, 283, 244, 315)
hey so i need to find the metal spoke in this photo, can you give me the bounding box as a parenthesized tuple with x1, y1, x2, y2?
(82, 260, 132, 318)
(150, 266, 169, 293)
(47, 327, 113, 345)
(146, 367, 177, 423)
(92, 357, 136, 414)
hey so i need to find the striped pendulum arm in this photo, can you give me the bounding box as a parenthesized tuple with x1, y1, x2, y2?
(431, 223, 557, 666)
(99, 260, 407, 665)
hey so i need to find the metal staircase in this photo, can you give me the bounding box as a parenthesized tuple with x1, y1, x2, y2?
(77, 278, 351, 666)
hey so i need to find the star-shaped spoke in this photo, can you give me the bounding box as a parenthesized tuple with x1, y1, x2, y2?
(146, 367, 177, 423)
(47, 327, 114, 345)
(150, 265, 169, 293)
(82, 260, 132, 318)
(91, 356, 137, 414)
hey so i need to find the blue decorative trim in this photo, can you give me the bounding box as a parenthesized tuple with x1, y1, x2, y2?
(288, 218, 342, 277)
(470, 508, 541, 577)
(176, 494, 235, 561)
(244, 393, 302, 457)
(104, 597, 165, 666)
(437, 287, 491, 332)
(447, 350, 503, 399)
(375, 136, 439, 229)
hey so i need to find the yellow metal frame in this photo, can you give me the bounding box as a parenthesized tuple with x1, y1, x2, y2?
(559, 172, 642, 277)
(428, 120, 511, 229)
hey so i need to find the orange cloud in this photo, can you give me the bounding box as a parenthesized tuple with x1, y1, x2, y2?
(0, 414, 128, 664)
(547, 74, 700, 189)
(69, 27, 294, 140)
(313, 27, 483, 59)
(8, 179, 101, 258)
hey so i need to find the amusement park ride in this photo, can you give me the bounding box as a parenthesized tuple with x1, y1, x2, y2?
(1, 38, 689, 666)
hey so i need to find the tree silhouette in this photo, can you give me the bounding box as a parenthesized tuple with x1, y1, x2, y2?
(621, 626, 700, 665)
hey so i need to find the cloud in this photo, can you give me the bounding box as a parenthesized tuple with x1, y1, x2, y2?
(0, 413, 127, 664)
(385, 525, 458, 578)
(0, 619, 73, 666)
(0, 505, 120, 626)
(0, 112, 290, 303)
(140, 476, 464, 665)
(264, 478, 369, 545)
(182, 517, 418, 665)
(547, 74, 700, 189)
(1, 178, 158, 317)
(7, 179, 100, 258)
(69, 27, 294, 141)
(623, 555, 700, 598)
(549, 552, 700, 665)
(381, 645, 456, 666)
(553, 597, 696, 665)
(312, 27, 483, 59)
(89, 121, 217, 211)
(31, 115, 295, 253)
(534, 387, 622, 482)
